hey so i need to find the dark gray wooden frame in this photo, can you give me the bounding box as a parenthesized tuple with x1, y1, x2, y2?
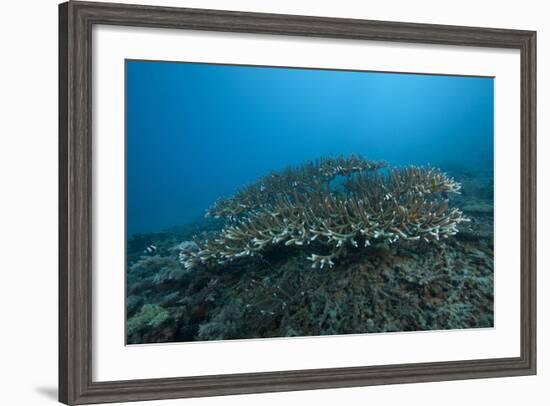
(59, 1, 536, 404)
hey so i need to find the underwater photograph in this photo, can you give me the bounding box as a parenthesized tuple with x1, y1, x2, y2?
(125, 60, 494, 344)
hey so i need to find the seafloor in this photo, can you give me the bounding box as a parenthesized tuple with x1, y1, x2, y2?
(126, 166, 494, 344)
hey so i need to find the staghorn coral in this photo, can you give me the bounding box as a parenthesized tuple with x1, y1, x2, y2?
(206, 155, 386, 219)
(181, 156, 469, 270)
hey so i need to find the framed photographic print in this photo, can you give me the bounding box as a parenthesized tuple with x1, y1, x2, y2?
(59, 1, 536, 404)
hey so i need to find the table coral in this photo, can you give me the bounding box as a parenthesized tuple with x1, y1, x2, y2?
(181, 156, 469, 270)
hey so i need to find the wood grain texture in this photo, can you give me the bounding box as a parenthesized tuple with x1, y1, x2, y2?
(58, 1, 537, 404)
(58, 3, 69, 404)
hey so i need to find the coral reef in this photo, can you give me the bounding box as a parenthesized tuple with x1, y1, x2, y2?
(126, 232, 493, 343)
(182, 156, 468, 270)
(125, 158, 494, 344)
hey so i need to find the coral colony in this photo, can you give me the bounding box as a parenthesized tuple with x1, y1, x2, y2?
(180, 155, 469, 270)
(126, 154, 494, 343)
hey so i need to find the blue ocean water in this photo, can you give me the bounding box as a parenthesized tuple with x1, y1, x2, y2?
(126, 60, 493, 236)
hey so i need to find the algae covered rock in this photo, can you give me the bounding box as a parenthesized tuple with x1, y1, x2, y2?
(127, 304, 171, 343)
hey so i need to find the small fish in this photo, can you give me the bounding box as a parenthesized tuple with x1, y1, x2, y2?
(143, 244, 157, 254)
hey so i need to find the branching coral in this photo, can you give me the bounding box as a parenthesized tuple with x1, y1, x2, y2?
(206, 155, 386, 219)
(181, 156, 468, 270)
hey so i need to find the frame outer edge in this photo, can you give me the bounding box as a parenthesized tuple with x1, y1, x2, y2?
(59, 2, 71, 404)
(61, 1, 94, 404)
(523, 30, 537, 375)
(530, 31, 537, 375)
